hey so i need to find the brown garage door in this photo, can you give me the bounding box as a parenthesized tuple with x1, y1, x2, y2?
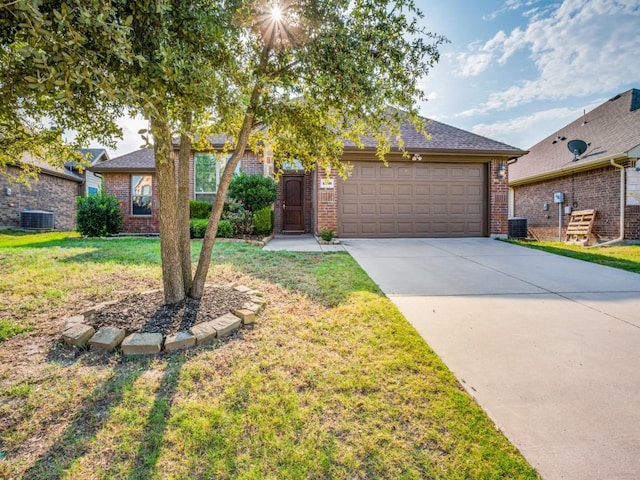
(338, 161, 487, 238)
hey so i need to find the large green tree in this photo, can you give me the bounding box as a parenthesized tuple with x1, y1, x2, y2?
(0, 0, 445, 304)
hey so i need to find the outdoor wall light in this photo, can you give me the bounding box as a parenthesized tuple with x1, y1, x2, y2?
(5, 187, 11, 196)
(543, 203, 549, 211)
(497, 160, 506, 179)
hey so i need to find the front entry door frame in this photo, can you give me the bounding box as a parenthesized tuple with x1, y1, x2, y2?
(282, 174, 305, 233)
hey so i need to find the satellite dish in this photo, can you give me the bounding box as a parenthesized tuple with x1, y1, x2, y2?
(567, 139, 588, 161)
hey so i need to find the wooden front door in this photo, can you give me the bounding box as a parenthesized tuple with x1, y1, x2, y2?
(283, 175, 304, 232)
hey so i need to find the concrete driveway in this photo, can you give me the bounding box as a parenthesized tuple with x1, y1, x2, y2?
(343, 238, 640, 480)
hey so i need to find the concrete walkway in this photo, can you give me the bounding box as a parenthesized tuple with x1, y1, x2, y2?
(262, 234, 345, 252)
(343, 238, 640, 480)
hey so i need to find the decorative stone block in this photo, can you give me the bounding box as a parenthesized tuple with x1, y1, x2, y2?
(121, 333, 163, 355)
(90, 326, 126, 351)
(233, 308, 256, 325)
(189, 320, 218, 345)
(210, 313, 242, 338)
(242, 302, 262, 314)
(62, 323, 95, 347)
(246, 290, 262, 297)
(63, 315, 85, 330)
(233, 285, 252, 293)
(164, 331, 196, 352)
(249, 296, 266, 306)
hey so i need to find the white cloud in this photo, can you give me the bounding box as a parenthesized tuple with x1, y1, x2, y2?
(471, 100, 602, 147)
(482, 0, 546, 21)
(458, 0, 640, 115)
(456, 51, 494, 77)
(105, 115, 148, 158)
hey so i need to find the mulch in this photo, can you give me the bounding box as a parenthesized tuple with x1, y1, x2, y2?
(84, 285, 250, 337)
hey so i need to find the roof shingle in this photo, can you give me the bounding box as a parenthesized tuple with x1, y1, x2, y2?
(510, 88, 640, 183)
(89, 148, 155, 172)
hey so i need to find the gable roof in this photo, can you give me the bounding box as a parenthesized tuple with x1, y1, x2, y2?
(510, 88, 640, 185)
(115, 115, 525, 172)
(344, 116, 527, 156)
(17, 153, 83, 182)
(89, 148, 155, 172)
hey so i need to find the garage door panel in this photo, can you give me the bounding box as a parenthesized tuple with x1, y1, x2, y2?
(398, 184, 413, 196)
(338, 161, 487, 237)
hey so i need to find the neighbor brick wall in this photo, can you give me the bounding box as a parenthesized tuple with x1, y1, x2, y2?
(625, 205, 640, 240)
(513, 166, 640, 241)
(102, 172, 159, 233)
(0, 165, 79, 231)
(491, 159, 509, 236)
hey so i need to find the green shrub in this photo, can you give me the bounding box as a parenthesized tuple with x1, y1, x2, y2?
(190, 200, 212, 219)
(190, 218, 235, 238)
(253, 206, 273, 235)
(216, 219, 234, 238)
(75, 188, 122, 237)
(320, 226, 336, 242)
(223, 201, 254, 235)
(228, 173, 277, 212)
(190, 218, 208, 238)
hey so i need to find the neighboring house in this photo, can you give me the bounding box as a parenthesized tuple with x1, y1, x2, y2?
(509, 88, 640, 242)
(65, 148, 110, 197)
(0, 153, 83, 231)
(92, 116, 526, 237)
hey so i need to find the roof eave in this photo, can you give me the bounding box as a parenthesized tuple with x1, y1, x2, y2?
(342, 146, 528, 157)
(509, 152, 630, 187)
(88, 167, 156, 173)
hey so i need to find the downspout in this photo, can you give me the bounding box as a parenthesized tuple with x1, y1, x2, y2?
(590, 159, 625, 247)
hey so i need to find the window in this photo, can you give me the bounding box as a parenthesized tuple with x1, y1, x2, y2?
(132, 174, 152, 216)
(194, 153, 241, 203)
(87, 186, 99, 196)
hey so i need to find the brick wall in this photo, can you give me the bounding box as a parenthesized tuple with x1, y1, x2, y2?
(314, 167, 338, 235)
(491, 159, 509, 236)
(0, 165, 79, 230)
(513, 166, 640, 241)
(102, 172, 159, 233)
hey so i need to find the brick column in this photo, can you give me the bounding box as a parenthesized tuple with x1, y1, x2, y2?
(315, 167, 338, 235)
(490, 159, 509, 236)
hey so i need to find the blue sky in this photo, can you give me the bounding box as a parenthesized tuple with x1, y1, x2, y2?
(415, 0, 639, 149)
(105, 0, 640, 157)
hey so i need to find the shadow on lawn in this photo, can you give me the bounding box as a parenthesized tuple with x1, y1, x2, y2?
(24, 303, 199, 479)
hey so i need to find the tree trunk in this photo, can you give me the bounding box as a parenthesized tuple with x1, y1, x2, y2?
(151, 114, 187, 304)
(190, 45, 271, 299)
(177, 112, 193, 295)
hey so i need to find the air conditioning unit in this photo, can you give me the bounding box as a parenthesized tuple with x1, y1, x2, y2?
(21, 210, 55, 230)
(508, 217, 527, 239)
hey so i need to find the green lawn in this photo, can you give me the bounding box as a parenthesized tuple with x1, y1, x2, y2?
(0, 230, 538, 479)
(508, 240, 640, 273)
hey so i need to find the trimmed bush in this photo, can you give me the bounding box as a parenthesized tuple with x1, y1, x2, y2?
(190, 218, 208, 238)
(216, 219, 234, 238)
(253, 206, 273, 235)
(190, 200, 212, 219)
(75, 188, 122, 237)
(228, 173, 277, 212)
(189, 218, 235, 239)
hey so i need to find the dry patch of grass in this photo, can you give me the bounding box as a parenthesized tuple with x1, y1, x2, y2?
(0, 232, 538, 479)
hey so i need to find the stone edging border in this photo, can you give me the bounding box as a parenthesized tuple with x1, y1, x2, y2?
(60, 284, 264, 356)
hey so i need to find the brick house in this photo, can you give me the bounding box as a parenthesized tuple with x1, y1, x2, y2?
(0, 154, 83, 231)
(509, 88, 640, 242)
(93, 116, 525, 237)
